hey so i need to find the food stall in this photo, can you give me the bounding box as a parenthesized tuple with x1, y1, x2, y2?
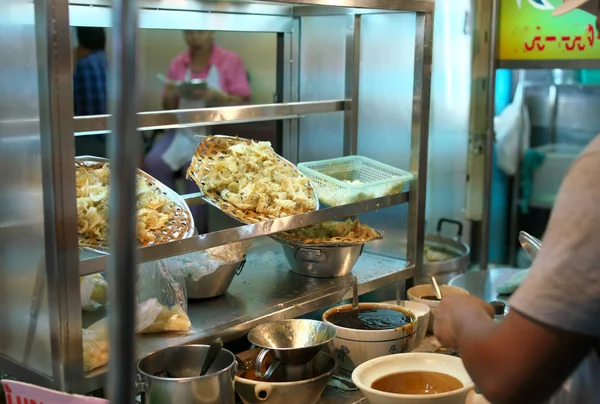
(0, 0, 434, 400)
(473, 0, 600, 270)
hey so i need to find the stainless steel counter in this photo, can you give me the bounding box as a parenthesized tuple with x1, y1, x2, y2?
(83, 237, 411, 384)
(134, 238, 411, 361)
(320, 389, 367, 403)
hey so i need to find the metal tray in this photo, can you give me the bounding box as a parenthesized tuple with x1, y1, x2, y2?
(75, 156, 195, 255)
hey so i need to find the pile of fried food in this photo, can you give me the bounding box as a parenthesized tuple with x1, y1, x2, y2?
(276, 219, 381, 245)
(76, 162, 182, 248)
(187, 138, 317, 220)
(424, 246, 453, 262)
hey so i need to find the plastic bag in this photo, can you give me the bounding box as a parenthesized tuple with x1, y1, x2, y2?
(80, 274, 108, 312)
(137, 258, 192, 333)
(496, 70, 531, 176)
(82, 318, 109, 372)
(177, 241, 250, 282)
(81, 298, 176, 372)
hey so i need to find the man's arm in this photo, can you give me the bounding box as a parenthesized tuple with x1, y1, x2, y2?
(451, 305, 594, 404)
(436, 138, 600, 404)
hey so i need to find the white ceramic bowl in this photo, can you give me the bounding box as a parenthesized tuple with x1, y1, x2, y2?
(322, 303, 417, 372)
(382, 300, 430, 350)
(352, 353, 474, 404)
(407, 285, 469, 333)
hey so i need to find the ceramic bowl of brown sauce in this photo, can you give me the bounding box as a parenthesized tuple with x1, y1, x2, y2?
(352, 353, 480, 404)
(407, 285, 469, 333)
(322, 303, 417, 372)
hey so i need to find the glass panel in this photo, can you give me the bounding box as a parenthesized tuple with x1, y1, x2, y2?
(0, 0, 53, 377)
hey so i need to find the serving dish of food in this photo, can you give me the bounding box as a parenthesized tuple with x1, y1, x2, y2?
(186, 135, 319, 224)
(352, 353, 482, 404)
(75, 156, 195, 252)
(271, 219, 382, 278)
(322, 302, 417, 372)
(273, 219, 381, 247)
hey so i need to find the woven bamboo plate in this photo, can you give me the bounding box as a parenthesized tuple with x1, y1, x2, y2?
(186, 135, 319, 224)
(271, 226, 383, 248)
(75, 156, 195, 254)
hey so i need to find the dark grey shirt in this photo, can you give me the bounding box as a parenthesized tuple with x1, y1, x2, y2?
(510, 135, 600, 403)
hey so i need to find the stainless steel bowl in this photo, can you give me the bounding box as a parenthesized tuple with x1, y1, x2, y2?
(278, 242, 364, 278)
(247, 319, 336, 366)
(185, 259, 245, 299)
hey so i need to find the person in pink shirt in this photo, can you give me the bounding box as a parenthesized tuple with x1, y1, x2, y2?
(144, 30, 251, 234)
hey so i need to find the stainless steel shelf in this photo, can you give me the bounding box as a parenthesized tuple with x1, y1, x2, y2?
(79, 192, 410, 276)
(270, 0, 434, 12)
(73, 100, 345, 135)
(82, 237, 412, 389)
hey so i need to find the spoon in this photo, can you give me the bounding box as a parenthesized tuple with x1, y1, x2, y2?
(519, 231, 542, 261)
(431, 276, 443, 300)
(352, 276, 359, 311)
(200, 337, 223, 376)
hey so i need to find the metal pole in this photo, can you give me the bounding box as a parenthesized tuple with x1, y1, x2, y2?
(480, 0, 499, 271)
(107, 0, 139, 402)
(343, 13, 361, 157)
(407, 11, 434, 282)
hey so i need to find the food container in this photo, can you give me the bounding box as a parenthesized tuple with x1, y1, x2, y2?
(420, 219, 470, 285)
(407, 285, 469, 333)
(185, 259, 245, 299)
(137, 344, 237, 404)
(235, 348, 337, 404)
(381, 300, 430, 350)
(298, 155, 413, 207)
(352, 353, 485, 404)
(278, 241, 364, 278)
(322, 303, 417, 372)
(75, 156, 196, 254)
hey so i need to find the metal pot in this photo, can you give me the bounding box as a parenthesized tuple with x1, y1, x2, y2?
(185, 259, 246, 299)
(449, 268, 522, 307)
(417, 218, 470, 285)
(235, 349, 337, 404)
(278, 241, 364, 278)
(137, 344, 237, 404)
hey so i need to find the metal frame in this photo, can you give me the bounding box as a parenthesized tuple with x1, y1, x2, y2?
(0, 0, 436, 396)
(406, 11, 433, 278)
(34, 0, 84, 390)
(74, 100, 345, 135)
(498, 59, 600, 70)
(479, 0, 499, 271)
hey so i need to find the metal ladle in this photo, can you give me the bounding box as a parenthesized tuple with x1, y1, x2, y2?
(352, 276, 359, 311)
(200, 338, 223, 376)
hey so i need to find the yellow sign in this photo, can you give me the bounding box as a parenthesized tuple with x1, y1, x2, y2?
(498, 0, 600, 61)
